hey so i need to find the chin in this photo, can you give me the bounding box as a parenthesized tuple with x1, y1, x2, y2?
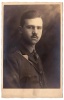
(31, 41, 38, 45)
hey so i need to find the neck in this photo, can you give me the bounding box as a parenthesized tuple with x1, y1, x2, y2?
(21, 39, 35, 53)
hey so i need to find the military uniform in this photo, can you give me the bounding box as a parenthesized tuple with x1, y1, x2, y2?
(3, 44, 47, 88)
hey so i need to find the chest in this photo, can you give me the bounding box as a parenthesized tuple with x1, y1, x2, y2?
(16, 52, 45, 88)
(18, 54, 43, 77)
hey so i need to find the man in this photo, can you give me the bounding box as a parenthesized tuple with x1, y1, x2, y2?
(3, 10, 47, 88)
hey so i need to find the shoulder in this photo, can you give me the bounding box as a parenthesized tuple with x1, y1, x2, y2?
(4, 48, 24, 73)
(4, 47, 23, 62)
(5, 48, 29, 63)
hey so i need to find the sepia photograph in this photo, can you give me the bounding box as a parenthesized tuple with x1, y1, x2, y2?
(2, 2, 62, 97)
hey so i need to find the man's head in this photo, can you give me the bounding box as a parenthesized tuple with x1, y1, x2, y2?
(19, 10, 43, 45)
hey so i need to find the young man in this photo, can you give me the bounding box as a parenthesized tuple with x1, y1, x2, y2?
(3, 10, 47, 88)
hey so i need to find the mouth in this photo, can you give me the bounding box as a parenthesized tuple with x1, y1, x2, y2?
(31, 37, 38, 41)
(31, 36, 38, 39)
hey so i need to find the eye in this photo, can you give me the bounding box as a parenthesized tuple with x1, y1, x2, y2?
(37, 26, 42, 29)
(26, 25, 34, 29)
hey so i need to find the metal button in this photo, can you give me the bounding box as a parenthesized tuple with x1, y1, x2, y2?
(40, 71, 43, 74)
(40, 81, 42, 86)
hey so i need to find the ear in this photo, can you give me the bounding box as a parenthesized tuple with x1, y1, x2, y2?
(18, 26, 22, 34)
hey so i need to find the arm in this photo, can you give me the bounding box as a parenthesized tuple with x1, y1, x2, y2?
(3, 54, 20, 88)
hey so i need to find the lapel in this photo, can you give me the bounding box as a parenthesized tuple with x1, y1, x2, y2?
(18, 43, 43, 75)
(28, 53, 38, 64)
(18, 43, 38, 64)
(28, 54, 43, 75)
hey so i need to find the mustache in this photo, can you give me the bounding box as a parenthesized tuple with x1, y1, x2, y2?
(31, 33, 38, 38)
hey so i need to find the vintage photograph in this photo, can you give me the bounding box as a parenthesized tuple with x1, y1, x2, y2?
(2, 2, 62, 97)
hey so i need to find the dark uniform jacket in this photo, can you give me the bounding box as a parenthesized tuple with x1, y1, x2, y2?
(3, 44, 47, 88)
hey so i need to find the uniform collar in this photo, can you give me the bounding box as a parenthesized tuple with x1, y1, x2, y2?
(18, 43, 39, 64)
(18, 43, 43, 75)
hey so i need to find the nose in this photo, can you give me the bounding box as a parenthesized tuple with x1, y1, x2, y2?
(32, 27, 38, 34)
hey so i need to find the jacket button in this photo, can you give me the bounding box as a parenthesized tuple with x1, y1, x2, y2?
(40, 81, 42, 86)
(40, 71, 42, 74)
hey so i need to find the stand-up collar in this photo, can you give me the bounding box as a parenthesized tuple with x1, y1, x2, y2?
(18, 43, 39, 64)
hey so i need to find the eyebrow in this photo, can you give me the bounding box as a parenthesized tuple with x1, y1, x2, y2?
(25, 25, 42, 27)
(25, 25, 42, 29)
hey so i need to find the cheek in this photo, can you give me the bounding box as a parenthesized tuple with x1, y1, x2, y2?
(23, 29, 32, 36)
(38, 31, 42, 38)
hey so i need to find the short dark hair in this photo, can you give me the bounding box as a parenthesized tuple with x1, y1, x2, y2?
(20, 10, 42, 27)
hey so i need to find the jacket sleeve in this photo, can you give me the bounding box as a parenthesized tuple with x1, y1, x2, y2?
(3, 53, 20, 88)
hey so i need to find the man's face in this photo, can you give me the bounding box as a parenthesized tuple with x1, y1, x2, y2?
(22, 17, 43, 45)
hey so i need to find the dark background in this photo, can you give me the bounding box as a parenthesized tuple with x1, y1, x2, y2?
(4, 4, 61, 88)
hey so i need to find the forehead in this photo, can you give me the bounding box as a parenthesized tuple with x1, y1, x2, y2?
(24, 17, 43, 26)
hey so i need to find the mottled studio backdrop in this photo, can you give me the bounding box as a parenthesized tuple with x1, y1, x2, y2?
(4, 4, 61, 88)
